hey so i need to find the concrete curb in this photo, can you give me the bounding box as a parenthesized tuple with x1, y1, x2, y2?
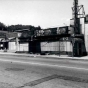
(0, 52, 88, 61)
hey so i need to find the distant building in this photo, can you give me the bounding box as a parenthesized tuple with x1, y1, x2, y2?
(0, 31, 17, 52)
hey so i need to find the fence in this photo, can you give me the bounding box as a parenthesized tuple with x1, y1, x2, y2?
(41, 41, 72, 55)
(17, 43, 28, 52)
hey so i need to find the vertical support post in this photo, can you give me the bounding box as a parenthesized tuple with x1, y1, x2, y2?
(16, 37, 19, 52)
(29, 41, 41, 54)
(59, 41, 60, 56)
(66, 41, 67, 55)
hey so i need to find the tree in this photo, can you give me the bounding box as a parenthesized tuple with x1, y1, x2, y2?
(0, 22, 7, 31)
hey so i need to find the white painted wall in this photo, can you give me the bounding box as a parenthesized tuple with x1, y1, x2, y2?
(80, 18, 88, 52)
(18, 43, 28, 51)
(9, 42, 16, 51)
(41, 41, 72, 52)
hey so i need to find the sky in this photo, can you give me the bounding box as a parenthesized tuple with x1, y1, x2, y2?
(0, 0, 88, 28)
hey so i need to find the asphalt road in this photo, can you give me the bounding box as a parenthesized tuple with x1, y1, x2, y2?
(0, 55, 88, 88)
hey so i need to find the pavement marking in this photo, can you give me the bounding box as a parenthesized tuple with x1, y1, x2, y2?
(0, 59, 88, 71)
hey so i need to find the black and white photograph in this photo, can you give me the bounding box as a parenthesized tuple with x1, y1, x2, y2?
(0, 0, 88, 88)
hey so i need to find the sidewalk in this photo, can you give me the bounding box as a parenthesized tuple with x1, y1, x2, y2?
(0, 50, 88, 60)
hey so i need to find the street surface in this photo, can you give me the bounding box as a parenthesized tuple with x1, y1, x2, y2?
(0, 54, 88, 88)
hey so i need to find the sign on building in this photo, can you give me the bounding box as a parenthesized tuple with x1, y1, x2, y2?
(85, 15, 88, 23)
(57, 26, 68, 34)
(68, 26, 74, 34)
(70, 19, 74, 26)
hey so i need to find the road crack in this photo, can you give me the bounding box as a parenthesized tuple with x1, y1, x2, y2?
(17, 74, 88, 88)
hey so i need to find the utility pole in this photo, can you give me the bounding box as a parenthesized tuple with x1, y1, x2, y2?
(74, 0, 78, 33)
(72, 0, 79, 56)
(73, 0, 80, 34)
(71, 0, 87, 56)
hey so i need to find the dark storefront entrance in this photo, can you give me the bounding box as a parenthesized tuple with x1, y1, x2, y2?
(0, 42, 8, 50)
